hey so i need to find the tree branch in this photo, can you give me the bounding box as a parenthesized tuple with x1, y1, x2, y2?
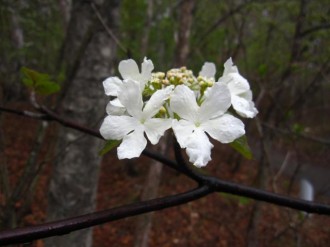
(172, 137, 330, 215)
(262, 122, 330, 146)
(0, 186, 212, 245)
(300, 23, 330, 37)
(202, 176, 330, 215)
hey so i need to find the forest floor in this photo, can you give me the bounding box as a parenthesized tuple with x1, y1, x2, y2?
(2, 102, 330, 247)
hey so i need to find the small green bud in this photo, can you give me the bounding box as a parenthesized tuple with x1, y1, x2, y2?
(162, 79, 170, 85)
(159, 106, 166, 115)
(207, 80, 214, 87)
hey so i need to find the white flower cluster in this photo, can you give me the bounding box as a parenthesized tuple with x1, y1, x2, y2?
(100, 57, 258, 167)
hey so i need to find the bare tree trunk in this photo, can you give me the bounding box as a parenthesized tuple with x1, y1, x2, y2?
(45, 1, 119, 247)
(141, 0, 153, 55)
(57, 0, 72, 31)
(0, 0, 25, 101)
(174, 0, 196, 67)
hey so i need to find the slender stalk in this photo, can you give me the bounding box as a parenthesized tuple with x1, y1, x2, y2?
(0, 186, 212, 245)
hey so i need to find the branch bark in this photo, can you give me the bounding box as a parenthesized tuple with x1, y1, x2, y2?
(174, 0, 196, 66)
(0, 186, 212, 245)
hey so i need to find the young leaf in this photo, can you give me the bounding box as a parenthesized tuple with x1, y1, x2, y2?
(20, 67, 60, 95)
(99, 140, 121, 156)
(21, 67, 38, 87)
(34, 80, 61, 95)
(229, 135, 253, 159)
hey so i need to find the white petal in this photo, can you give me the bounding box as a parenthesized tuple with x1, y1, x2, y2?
(220, 58, 250, 95)
(170, 85, 199, 122)
(118, 59, 140, 81)
(144, 118, 172, 144)
(106, 99, 126, 115)
(100, 115, 139, 140)
(109, 97, 123, 107)
(232, 95, 258, 118)
(117, 127, 147, 159)
(223, 57, 238, 75)
(199, 62, 216, 78)
(103, 77, 122, 96)
(240, 90, 252, 101)
(201, 114, 245, 143)
(202, 114, 245, 143)
(140, 57, 154, 83)
(142, 85, 174, 120)
(118, 79, 143, 119)
(226, 72, 250, 95)
(184, 128, 213, 168)
(199, 82, 231, 122)
(172, 119, 196, 148)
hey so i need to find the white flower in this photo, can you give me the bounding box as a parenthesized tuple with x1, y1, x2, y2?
(170, 83, 245, 167)
(102, 57, 154, 115)
(100, 79, 173, 159)
(199, 62, 216, 79)
(219, 58, 258, 118)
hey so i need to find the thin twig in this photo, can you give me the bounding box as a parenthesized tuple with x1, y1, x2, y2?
(262, 123, 330, 146)
(90, 2, 129, 56)
(272, 151, 292, 193)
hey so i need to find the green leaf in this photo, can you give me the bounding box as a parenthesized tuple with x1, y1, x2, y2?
(258, 63, 268, 76)
(229, 135, 253, 159)
(34, 80, 61, 95)
(20, 67, 60, 95)
(21, 67, 38, 87)
(99, 140, 121, 156)
(292, 123, 304, 134)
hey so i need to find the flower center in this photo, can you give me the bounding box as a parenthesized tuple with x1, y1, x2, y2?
(140, 118, 146, 124)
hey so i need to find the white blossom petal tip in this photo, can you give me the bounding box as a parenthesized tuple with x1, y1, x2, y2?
(185, 128, 213, 168)
(219, 58, 258, 118)
(118, 58, 154, 86)
(103, 77, 122, 96)
(118, 59, 140, 80)
(199, 62, 216, 78)
(117, 127, 147, 159)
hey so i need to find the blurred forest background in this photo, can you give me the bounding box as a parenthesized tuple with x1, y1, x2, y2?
(0, 0, 330, 246)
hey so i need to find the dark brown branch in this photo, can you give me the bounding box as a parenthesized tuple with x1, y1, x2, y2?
(39, 106, 102, 139)
(0, 107, 46, 119)
(0, 186, 212, 245)
(300, 23, 330, 37)
(172, 137, 330, 215)
(203, 176, 330, 215)
(196, 0, 252, 47)
(262, 123, 330, 146)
